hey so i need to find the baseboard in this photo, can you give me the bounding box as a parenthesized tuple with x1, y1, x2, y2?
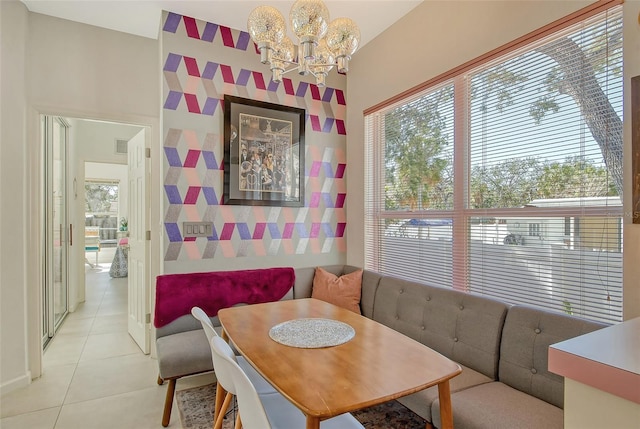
(0, 371, 31, 396)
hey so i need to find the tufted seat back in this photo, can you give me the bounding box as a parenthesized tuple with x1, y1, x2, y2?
(371, 276, 508, 380)
(498, 305, 606, 408)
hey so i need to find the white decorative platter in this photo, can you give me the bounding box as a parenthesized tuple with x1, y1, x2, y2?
(269, 318, 355, 348)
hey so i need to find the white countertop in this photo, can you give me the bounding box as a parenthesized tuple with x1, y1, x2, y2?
(549, 317, 640, 404)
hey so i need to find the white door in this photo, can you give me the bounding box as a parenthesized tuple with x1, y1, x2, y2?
(127, 128, 150, 353)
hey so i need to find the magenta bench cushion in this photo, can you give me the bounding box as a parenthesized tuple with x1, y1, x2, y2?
(154, 267, 295, 328)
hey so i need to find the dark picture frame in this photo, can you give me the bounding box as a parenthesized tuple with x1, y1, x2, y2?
(223, 95, 305, 207)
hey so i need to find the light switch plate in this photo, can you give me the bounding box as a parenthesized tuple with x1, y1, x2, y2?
(182, 222, 213, 237)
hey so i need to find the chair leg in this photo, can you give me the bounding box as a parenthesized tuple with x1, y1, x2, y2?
(162, 378, 176, 427)
(213, 392, 232, 429)
(157, 375, 164, 385)
(214, 382, 227, 425)
(235, 413, 242, 429)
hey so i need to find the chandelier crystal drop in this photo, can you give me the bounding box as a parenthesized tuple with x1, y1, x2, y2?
(247, 0, 360, 87)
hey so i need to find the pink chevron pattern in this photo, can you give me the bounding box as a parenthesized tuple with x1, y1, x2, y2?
(162, 11, 347, 261)
(163, 54, 346, 134)
(164, 12, 252, 51)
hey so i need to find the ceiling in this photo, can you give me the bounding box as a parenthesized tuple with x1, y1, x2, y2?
(20, 0, 423, 49)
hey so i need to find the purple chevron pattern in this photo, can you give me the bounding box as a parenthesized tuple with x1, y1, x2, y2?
(162, 54, 346, 134)
(163, 12, 282, 55)
(161, 11, 347, 261)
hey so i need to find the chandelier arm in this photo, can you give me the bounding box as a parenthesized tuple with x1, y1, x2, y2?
(306, 62, 338, 67)
(276, 61, 338, 75)
(278, 63, 302, 76)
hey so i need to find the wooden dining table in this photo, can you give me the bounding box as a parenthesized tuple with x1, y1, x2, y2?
(218, 298, 462, 429)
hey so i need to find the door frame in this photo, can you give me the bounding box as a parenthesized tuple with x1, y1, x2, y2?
(26, 107, 161, 378)
(42, 115, 71, 348)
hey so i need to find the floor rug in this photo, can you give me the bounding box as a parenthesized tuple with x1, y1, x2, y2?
(176, 383, 427, 429)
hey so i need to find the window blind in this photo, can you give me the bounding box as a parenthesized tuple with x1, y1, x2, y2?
(365, 82, 456, 287)
(364, 4, 622, 324)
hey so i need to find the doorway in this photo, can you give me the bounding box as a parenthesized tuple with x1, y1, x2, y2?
(84, 171, 125, 272)
(41, 115, 150, 355)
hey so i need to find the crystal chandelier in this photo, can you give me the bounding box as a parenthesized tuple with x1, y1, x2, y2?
(247, 0, 360, 87)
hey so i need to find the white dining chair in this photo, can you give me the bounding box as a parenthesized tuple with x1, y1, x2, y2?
(191, 307, 277, 394)
(210, 336, 365, 429)
(191, 307, 277, 429)
(191, 306, 218, 343)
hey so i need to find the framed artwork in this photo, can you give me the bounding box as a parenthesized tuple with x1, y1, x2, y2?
(633, 76, 640, 223)
(223, 95, 305, 207)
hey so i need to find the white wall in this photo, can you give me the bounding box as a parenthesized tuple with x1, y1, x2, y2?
(27, 13, 158, 119)
(0, 2, 160, 392)
(0, 0, 31, 394)
(346, 0, 640, 319)
(75, 119, 142, 165)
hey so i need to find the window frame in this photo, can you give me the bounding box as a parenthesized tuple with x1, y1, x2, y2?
(364, 0, 623, 323)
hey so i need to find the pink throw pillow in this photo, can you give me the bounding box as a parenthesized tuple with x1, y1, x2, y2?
(311, 267, 363, 314)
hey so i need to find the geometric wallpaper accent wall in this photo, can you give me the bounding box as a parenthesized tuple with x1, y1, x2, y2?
(161, 12, 347, 263)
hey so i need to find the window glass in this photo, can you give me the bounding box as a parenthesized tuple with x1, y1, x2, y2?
(384, 85, 455, 211)
(365, 6, 623, 323)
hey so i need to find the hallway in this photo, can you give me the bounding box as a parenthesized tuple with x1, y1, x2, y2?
(0, 263, 213, 428)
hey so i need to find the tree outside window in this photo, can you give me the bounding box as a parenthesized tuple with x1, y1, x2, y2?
(366, 6, 623, 324)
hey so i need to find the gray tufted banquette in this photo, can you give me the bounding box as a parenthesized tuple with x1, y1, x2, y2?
(154, 265, 606, 428)
(293, 265, 605, 429)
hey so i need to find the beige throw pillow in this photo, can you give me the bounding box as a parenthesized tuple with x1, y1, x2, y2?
(311, 267, 363, 314)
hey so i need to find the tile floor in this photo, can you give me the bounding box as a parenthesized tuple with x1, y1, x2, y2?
(0, 257, 214, 429)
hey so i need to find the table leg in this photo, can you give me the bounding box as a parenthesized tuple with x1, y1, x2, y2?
(305, 416, 320, 429)
(437, 379, 454, 429)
